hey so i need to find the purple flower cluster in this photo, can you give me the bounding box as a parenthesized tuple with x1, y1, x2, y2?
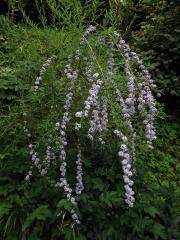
(54, 55, 81, 224)
(85, 61, 94, 83)
(115, 87, 134, 133)
(80, 25, 97, 45)
(116, 35, 157, 148)
(113, 82, 137, 170)
(117, 40, 135, 116)
(101, 96, 108, 131)
(87, 96, 108, 144)
(25, 51, 83, 225)
(84, 25, 96, 36)
(130, 51, 157, 148)
(44, 145, 56, 168)
(23, 113, 47, 180)
(77, 74, 105, 143)
(88, 106, 101, 141)
(97, 96, 108, 144)
(75, 75, 103, 120)
(23, 113, 31, 138)
(34, 55, 56, 91)
(114, 130, 135, 207)
(25, 144, 41, 180)
(75, 147, 84, 195)
(108, 41, 115, 73)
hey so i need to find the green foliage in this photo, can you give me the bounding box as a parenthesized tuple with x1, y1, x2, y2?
(0, 19, 179, 240)
(131, 0, 180, 97)
(1, 0, 179, 97)
(22, 205, 52, 231)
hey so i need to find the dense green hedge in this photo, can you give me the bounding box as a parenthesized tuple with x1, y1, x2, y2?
(0, 19, 180, 239)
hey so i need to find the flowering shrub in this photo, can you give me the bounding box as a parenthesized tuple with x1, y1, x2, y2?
(0, 21, 179, 240)
(21, 25, 160, 227)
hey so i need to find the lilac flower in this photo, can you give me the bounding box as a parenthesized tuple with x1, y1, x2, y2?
(75, 147, 84, 195)
(120, 145, 135, 206)
(80, 25, 97, 45)
(85, 61, 94, 83)
(75, 111, 83, 118)
(108, 40, 115, 73)
(101, 97, 108, 131)
(114, 130, 135, 207)
(34, 55, 56, 91)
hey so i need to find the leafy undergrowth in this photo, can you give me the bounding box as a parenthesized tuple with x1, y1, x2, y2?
(0, 19, 180, 240)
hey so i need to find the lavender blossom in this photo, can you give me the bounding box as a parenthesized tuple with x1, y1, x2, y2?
(116, 34, 157, 148)
(101, 97, 108, 131)
(75, 147, 84, 195)
(85, 61, 94, 83)
(80, 25, 97, 45)
(34, 55, 56, 91)
(114, 130, 135, 207)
